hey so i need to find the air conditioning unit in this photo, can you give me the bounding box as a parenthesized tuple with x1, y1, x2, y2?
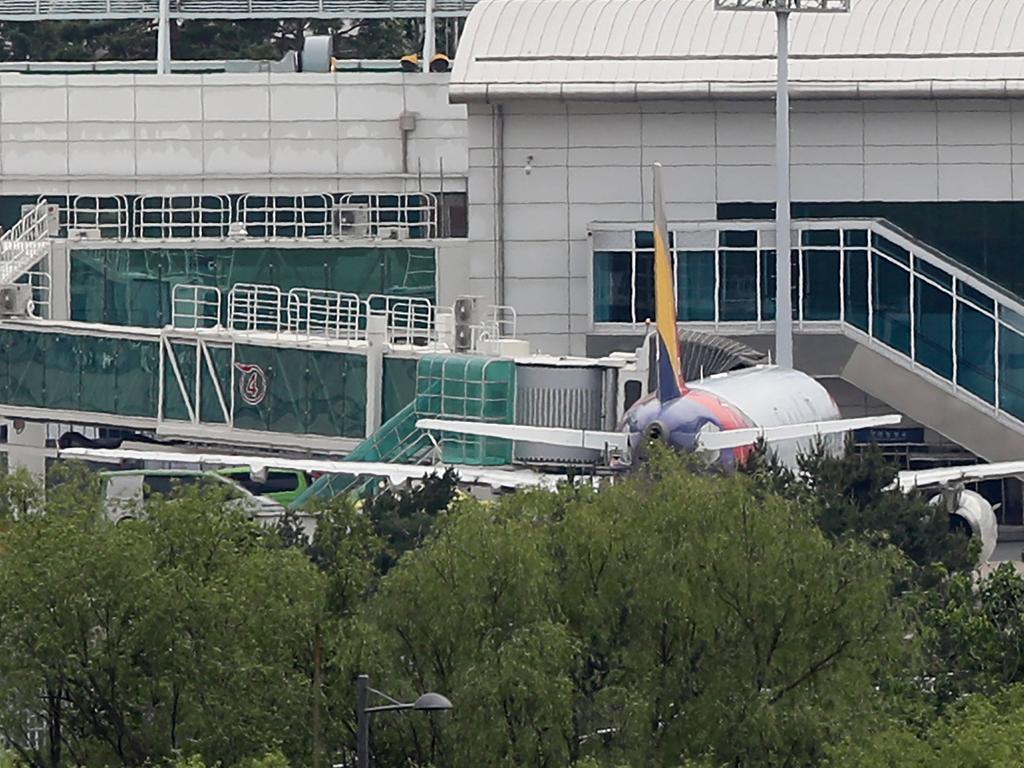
(333, 204, 369, 238)
(453, 296, 480, 352)
(68, 227, 101, 240)
(376, 225, 409, 241)
(0, 284, 33, 317)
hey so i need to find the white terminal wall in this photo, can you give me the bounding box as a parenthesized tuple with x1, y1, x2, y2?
(0, 72, 467, 196)
(467, 98, 1024, 356)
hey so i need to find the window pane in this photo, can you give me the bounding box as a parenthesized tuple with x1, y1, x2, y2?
(677, 250, 715, 321)
(872, 254, 911, 355)
(801, 229, 840, 247)
(802, 248, 840, 320)
(956, 280, 995, 313)
(592, 250, 633, 322)
(957, 302, 996, 404)
(914, 278, 953, 380)
(719, 230, 757, 248)
(634, 250, 656, 323)
(760, 250, 776, 321)
(872, 233, 910, 265)
(914, 258, 953, 289)
(844, 249, 868, 332)
(720, 250, 758, 321)
(999, 325, 1024, 421)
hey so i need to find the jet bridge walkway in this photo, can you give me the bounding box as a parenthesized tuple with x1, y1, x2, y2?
(591, 217, 1024, 463)
(0, 282, 519, 459)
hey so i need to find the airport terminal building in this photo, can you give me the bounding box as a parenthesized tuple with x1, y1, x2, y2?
(0, 0, 1022, 519)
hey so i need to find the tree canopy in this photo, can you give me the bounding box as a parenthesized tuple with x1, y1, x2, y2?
(0, 445, 1017, 767)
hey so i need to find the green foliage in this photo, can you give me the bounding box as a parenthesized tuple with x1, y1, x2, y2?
(361, 468, 458, 573)
(0, 466, 324, 768)
(351, 448, 905, 767)
(0, 18, 426, 64)
(743, 441, 975, 583)
(829, 684, 1024, 767)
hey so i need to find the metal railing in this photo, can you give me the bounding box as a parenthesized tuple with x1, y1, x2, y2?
(592, 217, 1024, 433)
(367, 293, 436, 345)
(134, 194, 233, 239)
(0, 0, 480, 19)
(171, 280, 447, 348)
(287, 287, 363, 340)
(42, 192, 443, 242)
(172, 284, 223, 329)
(0, 202, 54, 285)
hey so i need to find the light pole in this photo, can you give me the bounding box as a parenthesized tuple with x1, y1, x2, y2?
(713, 0, 850, 369)
(355, 674, 453, 768)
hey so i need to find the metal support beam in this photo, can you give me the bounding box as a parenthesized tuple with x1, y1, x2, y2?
(775, 8, 792, 369)
(422, 0, 436, 72)
(156, 0, 171, 74)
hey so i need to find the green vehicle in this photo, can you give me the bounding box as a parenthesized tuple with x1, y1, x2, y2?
(214, 467, 311, 507)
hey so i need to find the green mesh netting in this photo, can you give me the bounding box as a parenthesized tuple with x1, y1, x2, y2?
(290, 354, 516, 508)
(0, 329, 159, 417)
(382, 356, 418, 424)
(70, 246, 437, 327)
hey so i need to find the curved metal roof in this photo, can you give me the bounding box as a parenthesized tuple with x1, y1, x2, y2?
(450, 0, 1024, 101)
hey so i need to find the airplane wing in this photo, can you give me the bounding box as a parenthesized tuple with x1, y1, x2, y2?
(57, 447, 557, 491)
(694, 414, 903, 452)
(893, 460, 1024, 492)
(416, 418, 630, 452)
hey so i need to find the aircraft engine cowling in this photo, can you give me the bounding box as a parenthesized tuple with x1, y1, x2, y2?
(928, 489, 998, 566)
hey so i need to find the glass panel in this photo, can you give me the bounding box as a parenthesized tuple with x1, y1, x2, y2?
(634, 231, 654, 249)
(801, 229, 840, 247)
(634, 250, 656, 323)
(592, 250, 633, 322)
(957, 302, 996, 404)
(760, 250, 776, 321)
(913, 278, 953, 380)
(844, 249, 868, 332)
(802, 249, 840, 321)
(719, 230, 758, 248)
(677, 251, 715, 322)
(843, 229, 868, 248)
(914, 258, 953, 289)
(956, 281, 995, 313)
(719, 250, 758, 321)
(1000, 306, 1024, 337)
(872, 254, 911, 355)
(999, 326, 1024, 421)
(872, 233, 911, 266)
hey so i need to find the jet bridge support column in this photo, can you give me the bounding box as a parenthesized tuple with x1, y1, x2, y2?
(365, 314, 386, 437)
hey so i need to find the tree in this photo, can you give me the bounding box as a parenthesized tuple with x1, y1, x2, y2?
(0, 18, 426, 64)
(343, 448, 906, 767)
(0, 467, 325, 768)
(742, 441, 975, 584)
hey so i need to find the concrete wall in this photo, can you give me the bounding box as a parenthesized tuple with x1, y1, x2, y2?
(468, 98, 1024, 356)
(0, 72, 467, 196)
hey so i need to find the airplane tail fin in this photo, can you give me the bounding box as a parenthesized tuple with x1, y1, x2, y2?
(653, 163, 686, 403)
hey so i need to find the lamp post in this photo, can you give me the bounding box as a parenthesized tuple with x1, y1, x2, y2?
(713, 0, 850, 369)
(355, 674, 453, 768)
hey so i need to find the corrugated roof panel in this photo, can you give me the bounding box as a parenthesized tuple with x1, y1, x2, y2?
(451, 0, 1024, 102)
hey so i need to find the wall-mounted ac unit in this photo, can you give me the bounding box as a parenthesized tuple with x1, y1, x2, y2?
(333, 204, 369, 238)
(0, 284, 33, 317)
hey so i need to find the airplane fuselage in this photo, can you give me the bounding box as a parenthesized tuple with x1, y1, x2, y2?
(622, 365, 841, 469)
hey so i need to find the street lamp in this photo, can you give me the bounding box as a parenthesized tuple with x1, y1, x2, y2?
(714, 0, 851, 369)
(355, 674, 453, 768)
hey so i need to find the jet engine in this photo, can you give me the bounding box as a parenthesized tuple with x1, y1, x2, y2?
(929, 488, 998, 565)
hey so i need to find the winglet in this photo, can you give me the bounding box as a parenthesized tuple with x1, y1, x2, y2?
(653, 163, 686, 403)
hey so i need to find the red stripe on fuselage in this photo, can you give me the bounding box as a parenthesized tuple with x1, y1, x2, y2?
(686, 388, 755, 464)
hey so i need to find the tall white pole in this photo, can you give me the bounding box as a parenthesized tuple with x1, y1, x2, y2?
(422, 0, 435, 72)
(156, 0, 171, 75)
(774, 7, 793, 369)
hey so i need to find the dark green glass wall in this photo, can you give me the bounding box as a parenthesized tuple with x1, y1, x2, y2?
(718, 202, 1024, 299)
(0, 330, 158, 417)
(70, 246, 436, 327)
